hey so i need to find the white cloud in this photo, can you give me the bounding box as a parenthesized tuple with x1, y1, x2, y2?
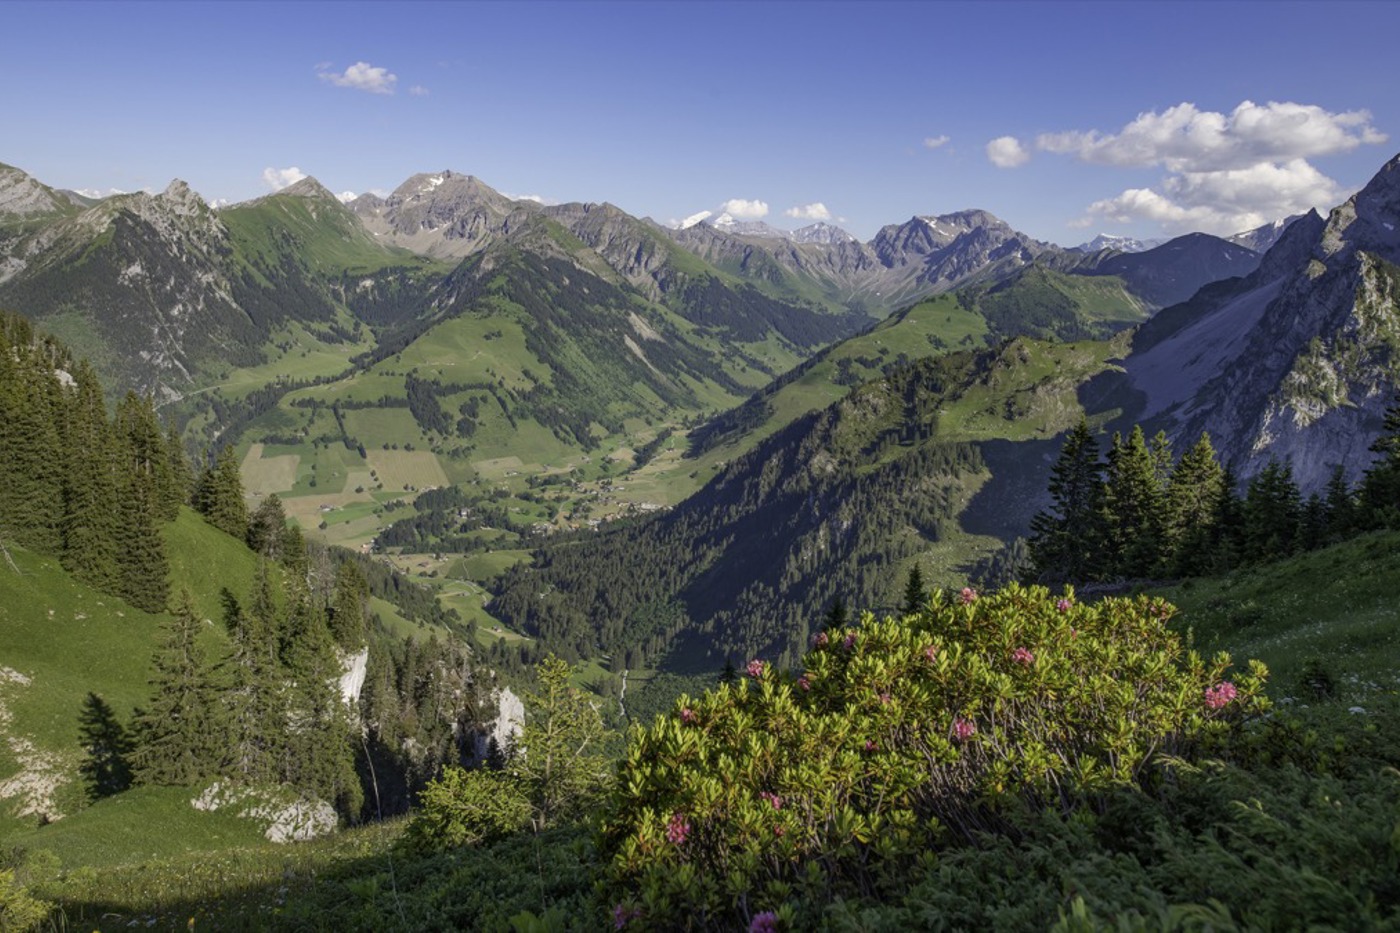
(986, 136, 1030, 168)
(206, 197, 231, 209)
(719, 198, 769, 220)
(1036, 100, 1385, 172)
(1044, 100, 1387, 235)
(784, 202, 832, 221)
(923, 135, 950, 150)
(261, 166, 307, 191)
(409, 85, 429, 97)
(503, 192, 546, 204)
(335, 191, 357, 204)
(318, 61, 398, 95)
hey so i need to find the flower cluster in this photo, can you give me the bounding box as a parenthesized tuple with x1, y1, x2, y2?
(680, 707, 697, 724)
(953, 716, 977, 741)
(612, 903, 641, 929)
(666, 813, 690, 845)
(797, 675, 812, 691)
(959, 587, 978, 605)
(750, 911, 779, 933)
(760, 791, 783, 810)
(1204, 681, 1238, 709)
(747, 659, 765, 679)
(842, 633, 857, 650)
(1056, 597, 1072, 613)
(1012, 646, 1035, 666)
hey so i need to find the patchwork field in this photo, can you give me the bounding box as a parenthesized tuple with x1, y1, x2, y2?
(239, 443, 300, 495)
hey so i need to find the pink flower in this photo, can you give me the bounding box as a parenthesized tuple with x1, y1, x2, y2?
(924, 644, 939, 662)
(612, 904, 640, 929)
(863, 739, 877, 752)
(959, 587, 978, 605)
(666, 812, 690, 845)
(1056, 598, 1072, 613)
(877, 691, 892, 705)
(797, 675, 812, 691)
(953, 716, 976, 741)
(1204, 681, 1238, 709)
(1012, 646, 1034, 666)
(813, 631, 829, 648)
(680, 707, 697, 724)
(843, 633, 857, 650)
(760, 791, 783, 810)
(773, 824, 786, 837)
(747, 659, 765, 678)
(750, 911, 779, 933)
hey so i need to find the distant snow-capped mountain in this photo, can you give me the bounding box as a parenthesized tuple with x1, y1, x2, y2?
(1074, 233, 1164, 254)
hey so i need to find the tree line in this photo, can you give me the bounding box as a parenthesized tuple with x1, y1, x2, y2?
(1027, 409, 1400, 585)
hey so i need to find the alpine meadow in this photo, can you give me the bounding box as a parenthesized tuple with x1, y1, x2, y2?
(3, 2, 1400, 930)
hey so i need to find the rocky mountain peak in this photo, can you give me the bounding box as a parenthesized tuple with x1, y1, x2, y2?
(792, 222, 857, 245)
(278, 176, 338, 201)
(0, 163, 67, 218)
(1321, 151, 1400, 262)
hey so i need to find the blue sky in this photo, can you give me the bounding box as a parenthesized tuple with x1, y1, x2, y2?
(3, 0, 1398, 245)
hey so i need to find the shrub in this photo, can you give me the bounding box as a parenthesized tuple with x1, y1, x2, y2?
(598, 584, 1268, 929)
(402, 767, 532, 853)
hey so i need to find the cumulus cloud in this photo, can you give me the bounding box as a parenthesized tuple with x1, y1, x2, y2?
(986, 136, 1030, 168)
(1036, 100, 1385, 172)
(262, 166, 307, 191)
(335, 191, 357, 203)
(923, 135, 950, 150)
(719, 198, 769, 219)
(1044, 100, 1387, 235)
(785, 202, 832, 221)
(74, 187, 128, 199)
(318, 61, 398, 95)
(503, 192, 546, 204)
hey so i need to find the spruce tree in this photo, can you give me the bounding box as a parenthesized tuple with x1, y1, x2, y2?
(198, 446, 249, 539)
(901, 564, 927, 615)
(0, 332, 64, 553)
(822, 595, 850, 631)
(1243, 460, 1302, 563)
(114, 462, 171, 614)
(1323, 465, 1357, 541)
(329, 560, 371, 649)
(1360, 392, 1400, 529)
(1165, 433, 1225, 576)
(247, 494, 288, 561)
(131, 590, 220, 785)
(60, 362, 120, 591)
(1100, 426, 1170, 578)
(1028, 419, 1105, 583)
(165, 423, 195, 517)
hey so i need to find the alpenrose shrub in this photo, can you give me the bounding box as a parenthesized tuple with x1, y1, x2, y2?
(598, 584, 1268, 929)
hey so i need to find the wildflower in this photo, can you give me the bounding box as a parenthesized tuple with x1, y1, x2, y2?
(680, 707, 697, 724)
(843, 633, 857, 650)
(953, 716, 976, 741)
(760, 791, 784, 810)
(612, 904, 640, 930)
(1056, 597, 1072, 612)
(666, 812, 690, 845)
(863, 739, 877, 752)
(1012, 646, 1034, 666)
(877, 691, 892, 705)
(1204, 681, 1238, 709)
(924, 644, 939, 662)
(812, 631, 829, 648)
(959, 586, 977, 605)
(750, 911, 779, 933)
(797, 675, 812, 691)
(747, 659, 765, 678)
(773, 825, 786, 837)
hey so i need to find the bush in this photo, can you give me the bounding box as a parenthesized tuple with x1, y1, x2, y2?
(599, 584, 1268, 929)
(402, 767, 532, 853)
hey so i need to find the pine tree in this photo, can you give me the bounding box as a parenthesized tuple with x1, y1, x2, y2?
(131, 590, 221, 785)
(329, 560, 370, 649)
(1243, 460, 1302, 563)
(60, 362, 120, 591)
(281, 583, 363, 819)
(1323, 465, 1357, 541)
(0, 329, 64, 554)
(1100, 426, 1170, 578)
(198, 446, 249, 538)
(822, 595, 850, 631)
(116, 392, 179, 521)
(901, 564, 927, 615)
(247, 494, 288, 561)
(1360, 392, 1400, 529)
(165, 423, 194, 516)
(114, 461, 171, 614)
(1165, 433, 1225, 576)
(1027, 419, 1104, 583)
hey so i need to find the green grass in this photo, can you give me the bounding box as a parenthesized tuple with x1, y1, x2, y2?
(1160, 530, 1400, 696)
